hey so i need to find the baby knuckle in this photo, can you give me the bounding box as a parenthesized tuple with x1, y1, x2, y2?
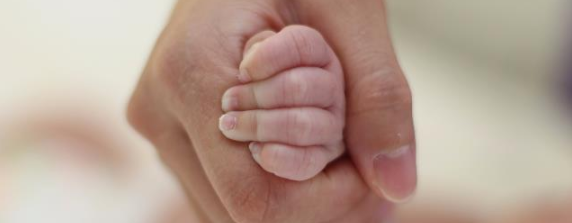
(298, 113, 315, 141)
(284, 110, 311, 144)
(250, 112, 261, 140)
(326, 114, 343, 139)
(283, 26, 328, 62)
(317, 113, 342, 143)
(285, 72, 309, 103)
(334, 120, 345, 142)
(322, 73, 340, 97)
(286, 26, 321, 46)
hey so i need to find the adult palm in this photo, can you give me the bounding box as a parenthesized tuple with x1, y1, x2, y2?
(128, 0, 416, 222)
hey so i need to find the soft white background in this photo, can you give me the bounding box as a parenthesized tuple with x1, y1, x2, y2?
(1, 0, 571, 222)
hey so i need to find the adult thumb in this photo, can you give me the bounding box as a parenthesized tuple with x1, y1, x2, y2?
(294, 0, 417, 202)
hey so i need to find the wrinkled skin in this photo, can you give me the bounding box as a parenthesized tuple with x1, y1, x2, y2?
(128, 0, 416, 222)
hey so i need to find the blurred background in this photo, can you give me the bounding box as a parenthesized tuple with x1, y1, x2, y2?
(0, 0, 571, 222)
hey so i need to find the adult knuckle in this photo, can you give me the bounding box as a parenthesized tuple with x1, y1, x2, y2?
(154, 44, 186, 88)
(126, 84, 171, 143)
(126, 94, 147, 136)
(126, 108, 154, 143)
(152, 41, 205, 104)
(351, 68, 413, 115)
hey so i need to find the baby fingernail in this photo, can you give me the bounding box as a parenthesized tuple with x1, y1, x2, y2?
(238, 43, 260, 83)
(218, 113, 237, 131)
(221, 90, 239, 111)
(249, 142, 262, 164)
(373, 145, 417, 203)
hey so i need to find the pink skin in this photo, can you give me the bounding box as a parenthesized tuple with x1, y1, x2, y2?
(219, 25, 345, 181)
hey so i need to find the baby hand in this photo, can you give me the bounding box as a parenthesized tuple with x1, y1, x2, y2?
(219, 25, 346, 181)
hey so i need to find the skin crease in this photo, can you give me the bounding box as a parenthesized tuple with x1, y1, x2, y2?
(219, 26, 347, 181)
(127, 0, 415, 222)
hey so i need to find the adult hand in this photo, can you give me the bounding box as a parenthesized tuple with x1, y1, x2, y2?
(128, 0, 416, 222)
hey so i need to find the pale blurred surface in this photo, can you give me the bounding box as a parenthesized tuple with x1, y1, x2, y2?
(388, 0, 572, 217)
(0, 0, 571, 222)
